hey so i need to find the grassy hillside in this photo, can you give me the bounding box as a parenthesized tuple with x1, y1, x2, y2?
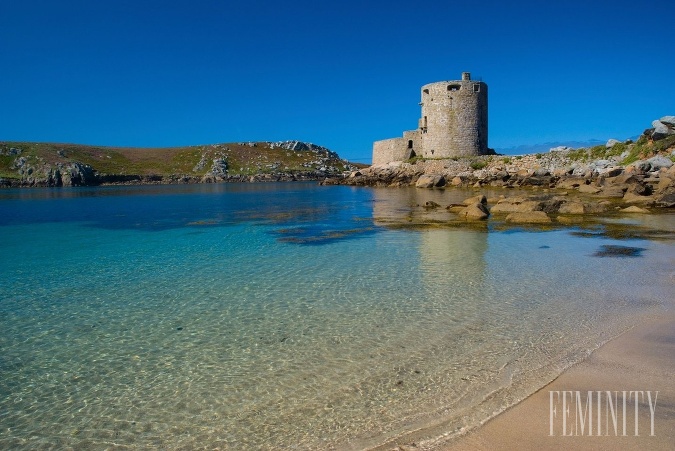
(0, 141, 360, 186)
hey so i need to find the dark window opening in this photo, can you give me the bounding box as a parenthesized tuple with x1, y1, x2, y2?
(447, 84, 461, 91)
(423, 89, 429, 94)
(473, 84, 480, 92)
(430, 149, 435, 155)
(408, 140, 413, 149)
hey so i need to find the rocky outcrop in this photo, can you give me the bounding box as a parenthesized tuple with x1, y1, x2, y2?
(62, 162, 97, 186)
(643, 116, 675, 141)
(329, 116, 675, 212)
(1, 140, 355, 188)
(505, 211, 552, 224)
(415, 174, 445, 188)
(202, 157, 229, 182)
(458, 202, 490, 220)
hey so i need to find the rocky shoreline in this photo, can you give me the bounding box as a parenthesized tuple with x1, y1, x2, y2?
(324, 118, 675, 218)
(0, 169, 345, 188)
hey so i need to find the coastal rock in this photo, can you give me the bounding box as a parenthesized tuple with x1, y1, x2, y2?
(505, 211, 552, 224)
(463, 194, 487, 205)
(590, 159, 612, 170)
(583, 202, 610, 214)
(599, 186, 628, 198)
(625, 181, 652, 196)
(655, 191, 675, 208)
(415, 174, 445, 188)
(660, 116, 675, 126)
(597, 166, 623, 177)
(490, 198, 541, 213)
(558, 202, 585, 214)
(622, 192, 654, 204)
(651, 120, 673, 140)
(656, 176, 673, 192)
(62, 162, 96, 186)
(578, 184, 601, 194)
(208, 158, 228, 179)
(556, 177, 585, 189)
(552, 168, 571, 177)
(458, 203, 490, 220)
(646, 156, 673, 171)
(606, 139, 621, 148)
(621, 206, 649, 213)
(557, 215, 585, 224)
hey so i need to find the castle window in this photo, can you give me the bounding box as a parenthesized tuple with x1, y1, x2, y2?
(430, 149, 435, 155)
(473, 83, 480, 92)
(408, 140, 413, 149)
(423, 89, 429, 94)
(447, 84, 461, 91)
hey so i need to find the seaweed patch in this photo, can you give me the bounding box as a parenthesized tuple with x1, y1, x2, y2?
(592, 245, 646, 258)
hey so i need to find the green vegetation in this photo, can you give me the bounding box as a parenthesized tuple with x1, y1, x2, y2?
(0, 154, 17, 179)
(0, 141, 352, 182)
(620, 134, 675, 165)
(567, 148, 589, 161)
(568, 143, 628, 163)
(502, 157, 512, 164)
(406, 155, 425, 164)
(470, 160, 487, 170)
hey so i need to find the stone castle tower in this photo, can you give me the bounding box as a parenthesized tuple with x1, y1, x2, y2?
(372, 72, 488, 165)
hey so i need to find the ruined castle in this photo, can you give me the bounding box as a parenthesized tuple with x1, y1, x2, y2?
(372, 72, 488, 165)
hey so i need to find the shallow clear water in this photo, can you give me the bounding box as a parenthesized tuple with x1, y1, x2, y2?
(0, 183, 673, 449)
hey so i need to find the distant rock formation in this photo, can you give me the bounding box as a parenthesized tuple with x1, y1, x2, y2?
(646, 116, 675, 141)
(0, 140, 357, 187)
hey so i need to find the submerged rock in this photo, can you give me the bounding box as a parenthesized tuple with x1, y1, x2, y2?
(558, 201, 585, 215)
(621, 206, 649, 213)
(593, 245, 646, 258)
(505, 211, 552, 224)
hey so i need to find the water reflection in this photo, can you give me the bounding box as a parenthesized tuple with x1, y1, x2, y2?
(371, 187, 489, 301)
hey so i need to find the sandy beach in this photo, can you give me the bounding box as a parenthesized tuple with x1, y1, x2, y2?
(440, 312, 675, 451)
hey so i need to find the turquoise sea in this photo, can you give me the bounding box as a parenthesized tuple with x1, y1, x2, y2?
(1, 183, 673, 449)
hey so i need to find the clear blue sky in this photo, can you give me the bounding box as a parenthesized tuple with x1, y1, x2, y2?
(1, 0, 673, 162)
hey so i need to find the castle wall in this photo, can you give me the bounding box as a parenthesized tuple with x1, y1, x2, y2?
(419, 79, 488, 158)
(402, 130, 421, 157)
(372, 73, 488, 165)
(372, 138, 406, 165)
(372, 130, 420, 165)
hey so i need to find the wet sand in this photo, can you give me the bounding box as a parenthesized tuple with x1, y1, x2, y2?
(440, 312, 675, 450)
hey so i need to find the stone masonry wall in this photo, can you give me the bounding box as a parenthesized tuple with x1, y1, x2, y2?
(372, 137, 406, 165)
(373, 73, 488, 165)
(419, 80, 488, 158)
